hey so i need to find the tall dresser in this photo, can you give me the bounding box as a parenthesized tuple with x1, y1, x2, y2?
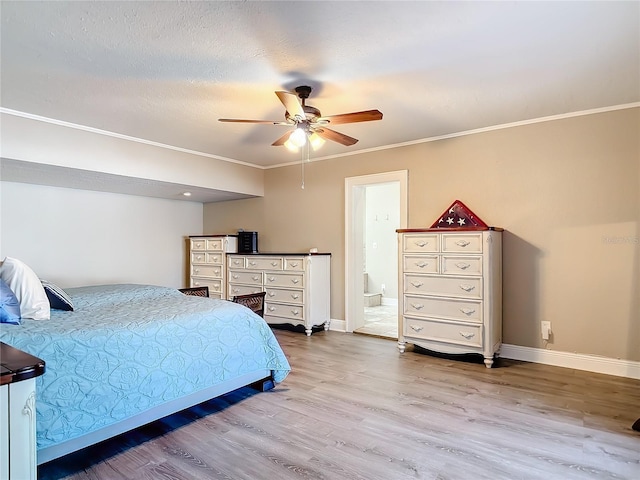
(188, 235, 238, 299)
(397, 227, 502, 367)
(227, 253, 331, 336)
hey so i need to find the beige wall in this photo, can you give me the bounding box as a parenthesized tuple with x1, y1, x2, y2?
(204, 107, 640, 362)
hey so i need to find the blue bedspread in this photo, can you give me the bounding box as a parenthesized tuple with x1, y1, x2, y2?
(0, 284, 290, 450)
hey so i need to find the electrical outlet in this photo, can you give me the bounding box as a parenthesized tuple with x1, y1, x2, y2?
(541, 321, 551, 340)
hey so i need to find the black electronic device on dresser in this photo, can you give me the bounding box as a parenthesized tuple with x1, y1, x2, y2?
(238, 231, 258, 253)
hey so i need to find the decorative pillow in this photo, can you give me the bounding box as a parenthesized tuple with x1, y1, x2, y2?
(0, 257, 50, 320)
(0, 279, 21, 324)
(41, 279, 74, 311)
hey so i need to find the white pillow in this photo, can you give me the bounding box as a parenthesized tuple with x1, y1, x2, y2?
(0, 257, 50, 320)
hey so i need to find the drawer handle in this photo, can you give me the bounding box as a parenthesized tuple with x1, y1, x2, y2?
(234, 260, 242, 265)
(232, 274, 239, 279)
(213, 285, 220, 290)
(410, 281, 424, 288)
(196, 255, 202, 260)
(291, 279, 300, 284)
(233, 288, 240, 293)
(268, 292, 276, 297)
(410, 325, 424, 332)
(214, 270, 220, 275)
(194, 282, 200, 286)
(455, 262, 471, 270)
(411, 303, 424, 310)
(414, 240, 428, 247)
(268, 276, 276, 282)
(460, 308, 476, 316)
(291, 309, 300, 316)
(455, 240, 471, 247)
(459, 331, 475, 339)
(459, 284, 475, 292)
(249, 261, 257, 266)
(291, 294, 299, 299)
(252, 276, 260, 281)
(194, 269, 200, 273)
(268, 306, 276, 312)
(415, 262, 429, 268)
(290, 262, 298, 267)
(271, 261, 279, 267)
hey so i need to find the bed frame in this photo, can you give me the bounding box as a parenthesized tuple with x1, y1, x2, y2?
(37, 287, 277, 464)
(38, 369, 274, 464)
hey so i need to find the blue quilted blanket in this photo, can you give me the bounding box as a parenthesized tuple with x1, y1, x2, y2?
(0, 284, 290, 450)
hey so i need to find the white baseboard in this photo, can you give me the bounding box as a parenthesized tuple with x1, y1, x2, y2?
(329, 318, 346, 332)
(326, 323, 640, 380)
(500, 344, 640, 380)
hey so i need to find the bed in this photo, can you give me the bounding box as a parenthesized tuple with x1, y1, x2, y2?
(0, 283, 291, 465)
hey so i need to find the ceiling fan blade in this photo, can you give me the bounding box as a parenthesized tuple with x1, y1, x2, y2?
(317, 109, 383, 125)
(218, 118, 289, 125)
(275, 91, 306, 119)
(272, 130, 293, 146)
(314, 127, 359, 146)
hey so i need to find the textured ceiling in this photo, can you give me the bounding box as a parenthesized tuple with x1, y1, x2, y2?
(1, 1, 639, 169)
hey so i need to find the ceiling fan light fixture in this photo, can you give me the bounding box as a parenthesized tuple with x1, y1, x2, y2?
(284, 138, 300, 152)
(289, 127, 307, 148)
(309, 132, 326, 151)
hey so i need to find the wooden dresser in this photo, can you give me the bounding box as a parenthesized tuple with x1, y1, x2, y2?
(1, 342, 45, 480)
(188, 235, 238, 299)
(397, 228, 502, 367)
(227, 253, 331, 335)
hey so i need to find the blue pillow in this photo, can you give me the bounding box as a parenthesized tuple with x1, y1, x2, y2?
(0, 278, 21, 324)
(41, 280, 74, 311)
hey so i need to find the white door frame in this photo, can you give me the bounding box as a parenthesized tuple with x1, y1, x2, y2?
(345, 170, 408, 333)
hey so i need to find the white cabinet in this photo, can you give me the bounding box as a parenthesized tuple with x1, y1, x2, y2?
(228, 254, 331, 336)
(0, 380, 36, 480)
(397, 229, 502, 367)
(189, 235, 238, 299)
(1, 342, 44, 480)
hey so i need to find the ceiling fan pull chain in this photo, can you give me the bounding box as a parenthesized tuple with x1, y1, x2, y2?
(301, 145, 305, 189)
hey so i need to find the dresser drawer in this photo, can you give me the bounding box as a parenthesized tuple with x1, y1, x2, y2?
(205, 238, 224, 251)
(228, 283, 263, 298)
(205, 252, 224, 264)
(246, 256, 283, 270)
(404, 275, 482, 299)
(228, 256, 246, 269)
(442, 233, 483, 253)
(190, 278, 222, 295)
(228, 271, 263, 285)
(442, 255, 483, 275)
(190, 239, 206, 251)
(191, 252, 224, 265)
(191, 265, 223, 278)
(266, 287, 304, 305)
(404, 316, 483, 348)
(402, 234, 439, 253)
(265, 302, 304, 320)
(191, 252, 207, 264)
(284, 257, 305, 271)
(404, 294, 482, 323)
(264, 272, 304, 288)
(403, 255, 439, 274)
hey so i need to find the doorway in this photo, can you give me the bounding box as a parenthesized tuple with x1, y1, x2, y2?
(345, 171, 408, 335)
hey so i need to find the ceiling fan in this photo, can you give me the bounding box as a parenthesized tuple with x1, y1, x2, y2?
(219, 86, 383, 151)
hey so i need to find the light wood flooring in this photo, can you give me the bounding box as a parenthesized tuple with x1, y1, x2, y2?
(39, 329, 640, 480)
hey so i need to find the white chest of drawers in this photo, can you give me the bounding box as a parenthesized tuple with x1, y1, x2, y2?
(397, 228, 502, 367)
(227, 253, 331, 336)
(189, 235, 238, 299)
